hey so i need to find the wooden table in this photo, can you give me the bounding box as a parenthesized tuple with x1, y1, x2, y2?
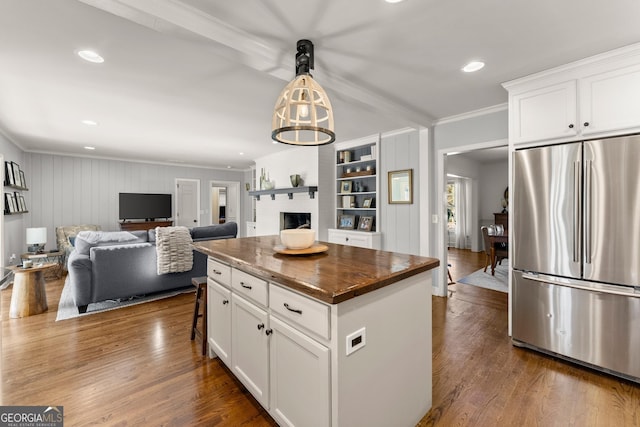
(21, 250, 64, 279)
(489, 231, 508, 276)
(8, 263, 56, 318)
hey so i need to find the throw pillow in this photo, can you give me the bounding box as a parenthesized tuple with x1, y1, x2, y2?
(77, 231, 138, 244)
(75, 231, 139, 256)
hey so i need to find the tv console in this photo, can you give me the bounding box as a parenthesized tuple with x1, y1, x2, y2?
(120, 220, 173, 231)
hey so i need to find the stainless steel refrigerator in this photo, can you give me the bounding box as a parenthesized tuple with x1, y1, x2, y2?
(512, 134, 640, 382)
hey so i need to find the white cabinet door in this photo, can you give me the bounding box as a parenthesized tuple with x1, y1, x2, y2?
(510, 80, 578, 144)
(231, 293, 269, 407)
(207, 278, 231, 366)
(269, 316, 330, 427)
(580, 63, 640, 136)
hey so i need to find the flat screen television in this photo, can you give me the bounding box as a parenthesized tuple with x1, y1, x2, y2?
(119, 193, 172, 221)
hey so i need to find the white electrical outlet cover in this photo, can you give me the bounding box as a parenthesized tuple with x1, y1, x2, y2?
(346, 327, 366, 356)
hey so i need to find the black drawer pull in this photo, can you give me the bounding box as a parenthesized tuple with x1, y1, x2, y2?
(284, 303, 302, 315)
(213, 269, 222, 275)
(222, 299, 229, 305)
(257, 323, 265, 330)
(265, 329, 273, 336)
(240, 282, 252, 290)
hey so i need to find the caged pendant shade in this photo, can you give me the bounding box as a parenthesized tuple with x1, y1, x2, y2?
(272, 40, 335, 146)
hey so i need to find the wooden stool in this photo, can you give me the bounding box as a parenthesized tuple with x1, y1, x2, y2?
(190, 276, 208, 356)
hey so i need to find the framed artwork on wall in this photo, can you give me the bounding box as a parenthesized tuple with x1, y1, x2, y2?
(388, 169, 413, 204)
(4, 162, 14, 186)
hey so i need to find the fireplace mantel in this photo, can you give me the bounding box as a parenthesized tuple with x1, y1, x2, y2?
(248, 186, 318, 200)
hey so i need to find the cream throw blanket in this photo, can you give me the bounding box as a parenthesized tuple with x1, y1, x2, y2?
(155, 226, 193, 274)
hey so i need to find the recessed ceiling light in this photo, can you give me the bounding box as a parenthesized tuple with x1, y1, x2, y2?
(81, 120, 98, 126)
(385, 0, 406, 3)
(77, 50, 104, 63)
(462, 61, 485, 73)
(239, 152, 244, 156)
(84, 146, 96, 150)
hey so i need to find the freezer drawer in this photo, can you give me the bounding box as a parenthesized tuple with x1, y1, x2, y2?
(512, 270, 640, 382)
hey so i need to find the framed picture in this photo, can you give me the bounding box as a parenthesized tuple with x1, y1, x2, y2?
(338, 214, 356, 229)
(5, 162, 15, 186)
(362, 197, 373, 208)
(6, 193, 16, 213)
(388, 169, 413, 204)
(4, 193, 11, 213)
(18, 194, 26, 212)
(340, 181, 352, 194)
(358, 216, 374, 231)
(19, 170, 26, 189)
(11, 162, 21, 188)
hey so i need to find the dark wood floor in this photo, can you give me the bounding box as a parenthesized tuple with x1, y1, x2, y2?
(2, 250, 639, 426)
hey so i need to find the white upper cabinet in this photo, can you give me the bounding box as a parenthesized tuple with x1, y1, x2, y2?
(580, 63, 640, 136)
(510, 80, 578, 143)
(504, 43, 640, 145)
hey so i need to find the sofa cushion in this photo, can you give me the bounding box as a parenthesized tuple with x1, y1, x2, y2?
(75, 231, 141, 256)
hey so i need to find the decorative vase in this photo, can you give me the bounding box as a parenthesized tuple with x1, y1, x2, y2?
(290, 174, 301, 187)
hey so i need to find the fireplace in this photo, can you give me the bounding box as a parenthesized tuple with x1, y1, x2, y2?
(280, 212, 311, 230)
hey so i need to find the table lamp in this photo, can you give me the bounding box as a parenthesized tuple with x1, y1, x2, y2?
(26, 227, 47, 253)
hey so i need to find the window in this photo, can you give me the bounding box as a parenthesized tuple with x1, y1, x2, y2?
(446, 182, 455, 231)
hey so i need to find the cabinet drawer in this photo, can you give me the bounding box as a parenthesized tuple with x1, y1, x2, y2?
(208, 258, 231, 287)
(270, 284, 330, 340)
(232, 269, 268, 307)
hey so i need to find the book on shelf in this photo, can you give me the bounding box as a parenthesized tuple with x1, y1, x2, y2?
(342, 195, 355, 208)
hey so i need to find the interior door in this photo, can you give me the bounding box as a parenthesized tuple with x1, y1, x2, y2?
(176, 179, 200, 227)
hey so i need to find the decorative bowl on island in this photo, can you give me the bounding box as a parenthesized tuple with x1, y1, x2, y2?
(280, 229, 316, 250)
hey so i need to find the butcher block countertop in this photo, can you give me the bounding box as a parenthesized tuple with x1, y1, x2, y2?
(193, 235, 439, 304)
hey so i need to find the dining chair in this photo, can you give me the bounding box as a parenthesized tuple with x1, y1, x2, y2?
(481, 226, 508, 275)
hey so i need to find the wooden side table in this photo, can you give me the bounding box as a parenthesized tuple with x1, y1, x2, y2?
(8, 263, 55, 318)
(21, 251, 64, 279)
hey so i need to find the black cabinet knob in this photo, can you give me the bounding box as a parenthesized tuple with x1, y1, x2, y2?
(568, 124, 574, 129)
(584, 122, 590, 127)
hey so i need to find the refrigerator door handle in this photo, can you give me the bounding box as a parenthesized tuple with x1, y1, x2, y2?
(584, 159, 592, 264)
(521, 273, 640, 298)
(573, 160, 581, 263)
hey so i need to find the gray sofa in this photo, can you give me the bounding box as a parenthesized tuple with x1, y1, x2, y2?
(67, 222, 237, 313)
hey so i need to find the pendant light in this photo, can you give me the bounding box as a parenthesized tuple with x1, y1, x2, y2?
(272, 40, 335, 145)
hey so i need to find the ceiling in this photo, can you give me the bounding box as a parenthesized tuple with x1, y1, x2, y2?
(0, 0, 639, 170)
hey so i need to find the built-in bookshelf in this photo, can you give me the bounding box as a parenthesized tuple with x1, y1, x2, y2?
(333, 136, 380, 234)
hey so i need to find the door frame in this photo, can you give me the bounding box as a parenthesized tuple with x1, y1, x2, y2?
(435, 138, 510, 294)
(209, 180, 241, 228)
(175, 178, 201, 228)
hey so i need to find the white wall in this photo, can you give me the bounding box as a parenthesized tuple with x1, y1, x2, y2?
(380, 129, 422, 255)
(11, 152, 249, 263)
(254, 145, 333, 240)
(0, 132, 26, 267)
(478, 159, 508, 221)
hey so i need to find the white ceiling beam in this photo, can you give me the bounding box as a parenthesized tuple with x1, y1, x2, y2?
(78, 0, 434, 126)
